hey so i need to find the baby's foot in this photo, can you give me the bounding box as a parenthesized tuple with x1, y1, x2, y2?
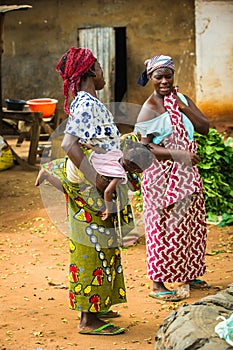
(35, 169, 48, 186)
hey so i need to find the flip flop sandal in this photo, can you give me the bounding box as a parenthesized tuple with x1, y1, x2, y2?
(189, 279, 211, 289)
(149, 290, 182, 302)
(79, 323, 125, 335)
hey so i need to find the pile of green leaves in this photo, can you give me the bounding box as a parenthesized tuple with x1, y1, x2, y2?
(133, 128, 233, 226)
(195, 128, 233, 225)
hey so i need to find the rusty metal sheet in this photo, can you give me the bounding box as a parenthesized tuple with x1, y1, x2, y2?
(79, 27, 115, 103)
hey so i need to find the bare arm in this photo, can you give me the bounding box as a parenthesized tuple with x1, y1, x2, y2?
(136, 93, 204, 165)
(79, 142, 107, 154)
(140, 135, 201, 166)
(104, 178, 120, 203)
(175, 94, 210, 135)
(102, 178, 121, 221)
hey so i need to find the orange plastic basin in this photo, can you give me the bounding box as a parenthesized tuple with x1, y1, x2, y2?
(27, 98, 58, 117)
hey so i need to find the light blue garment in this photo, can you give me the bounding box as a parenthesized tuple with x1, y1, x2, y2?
(215, 313, 233, 346)
(134, 93, 194, 144)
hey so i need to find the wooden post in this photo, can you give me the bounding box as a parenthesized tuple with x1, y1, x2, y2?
(0, 13, 5, 124)
(28, 112, 42, 165)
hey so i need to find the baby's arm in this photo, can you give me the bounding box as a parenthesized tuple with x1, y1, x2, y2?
(102, 178, 121, 220)
(79, 142, 106, 154)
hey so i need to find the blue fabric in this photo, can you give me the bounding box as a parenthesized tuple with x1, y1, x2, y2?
(137, 69, 149, 86)
(215, 313, 233, 347)
(134, 93, 194, 143)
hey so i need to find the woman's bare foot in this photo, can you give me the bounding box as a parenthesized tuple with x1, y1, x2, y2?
(152, 281, 168, 293)
(150, 281, 181, 301)
(79, 312, 124, 334)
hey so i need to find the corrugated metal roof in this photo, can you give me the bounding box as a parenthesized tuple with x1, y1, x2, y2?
(0, 5, 32, 13)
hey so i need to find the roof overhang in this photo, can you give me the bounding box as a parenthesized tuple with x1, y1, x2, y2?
(0, 5, 32, 14)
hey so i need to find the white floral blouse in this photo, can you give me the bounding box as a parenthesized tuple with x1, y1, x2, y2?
(65, 91, 120, 152)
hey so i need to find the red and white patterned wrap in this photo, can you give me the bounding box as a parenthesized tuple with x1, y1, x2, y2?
(142, 90, 207, 283)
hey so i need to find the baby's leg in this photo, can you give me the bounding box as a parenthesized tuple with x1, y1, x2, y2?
(35, 169, 64, 192)
(35, 168, 49, 186)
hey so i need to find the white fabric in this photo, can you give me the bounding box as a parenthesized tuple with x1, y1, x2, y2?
(65, 91, 120, 152)
(66, 158, 83, 183)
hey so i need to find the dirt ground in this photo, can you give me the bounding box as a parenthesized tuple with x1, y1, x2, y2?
(0, 139, 233, 350)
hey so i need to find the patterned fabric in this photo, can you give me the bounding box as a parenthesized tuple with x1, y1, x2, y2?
(90, 149, 127, 184)
(56, 47, 96, 114)
(65, 91, 120, 152)
(145, 55, 175, 75)
(42, 157, 140, 312)
(134, 93, 194, 144)
(138, 54, 175, 86)
(137, 90, 207, 283)
(144, 193, 206, 282)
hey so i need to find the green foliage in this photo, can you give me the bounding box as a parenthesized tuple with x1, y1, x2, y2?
(133, 128, 233, 226)
(195, 128, 233, 224)
(133, 189, 143, 212)
(217, 213, 233, 227)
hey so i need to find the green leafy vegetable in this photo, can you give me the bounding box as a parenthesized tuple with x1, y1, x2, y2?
(133, 128, 233, 226)
(195, 128, 233, 225)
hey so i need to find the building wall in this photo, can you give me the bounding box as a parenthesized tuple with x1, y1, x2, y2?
(2, 0, 230, 126)
(195, 0, 233, 122)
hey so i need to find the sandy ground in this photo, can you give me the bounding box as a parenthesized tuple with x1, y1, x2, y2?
(0, 139, 233, 350)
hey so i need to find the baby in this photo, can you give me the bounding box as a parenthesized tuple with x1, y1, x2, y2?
(36, 140, 154, 220)
(79, 139, 154, 220)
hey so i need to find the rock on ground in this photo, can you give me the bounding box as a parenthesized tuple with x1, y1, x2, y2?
(154, 284, 233, 350)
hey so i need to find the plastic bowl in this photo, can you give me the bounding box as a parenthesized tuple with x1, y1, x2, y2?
(5, 98, 26, 111)
(26, 98, 58, 117)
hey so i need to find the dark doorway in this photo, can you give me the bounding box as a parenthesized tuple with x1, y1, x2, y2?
(114, 27, 127, 102)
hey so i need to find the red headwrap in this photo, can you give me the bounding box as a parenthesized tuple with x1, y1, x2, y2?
(56, 47, 96, 114)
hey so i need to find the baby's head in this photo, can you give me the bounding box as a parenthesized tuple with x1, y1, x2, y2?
(122, 139, 154, 173)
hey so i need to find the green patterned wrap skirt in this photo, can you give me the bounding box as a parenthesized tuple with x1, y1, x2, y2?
(42, 156, 140, 313)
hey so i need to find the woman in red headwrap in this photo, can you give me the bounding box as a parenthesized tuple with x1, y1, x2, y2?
(134, 55, 210, 301)
(36, 47, 141, 335)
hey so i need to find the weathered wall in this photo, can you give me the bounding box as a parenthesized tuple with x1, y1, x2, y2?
(195, 0, 233, 122)
(1, 0, 202, 125)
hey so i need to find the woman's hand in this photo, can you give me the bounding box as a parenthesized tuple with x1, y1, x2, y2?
(174, 93, 187, 111)
(145, 143, 200, 166)
(172, 91, 209, 136)
(171, 149, 201, 166)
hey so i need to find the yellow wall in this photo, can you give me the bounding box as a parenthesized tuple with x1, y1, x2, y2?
(2, 0, 232, 124)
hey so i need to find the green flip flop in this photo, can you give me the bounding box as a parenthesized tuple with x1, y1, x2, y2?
(79, 323, 125, 335)
(149, 290, 182, 302)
